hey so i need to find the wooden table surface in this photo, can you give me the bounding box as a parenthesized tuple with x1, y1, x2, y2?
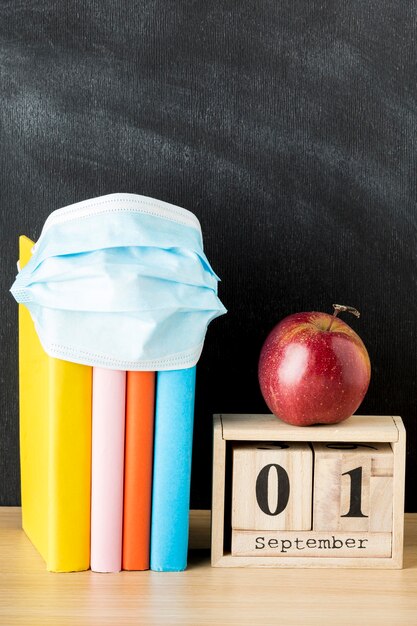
(1, 508, 417, 625)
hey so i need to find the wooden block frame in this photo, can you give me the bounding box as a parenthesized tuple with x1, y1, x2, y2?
(211, 414, 406, 568)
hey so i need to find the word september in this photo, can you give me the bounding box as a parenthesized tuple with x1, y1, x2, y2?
(255, 535, 368, 553)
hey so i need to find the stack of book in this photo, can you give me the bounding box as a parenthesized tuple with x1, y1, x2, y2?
(18, 236, 197, 573)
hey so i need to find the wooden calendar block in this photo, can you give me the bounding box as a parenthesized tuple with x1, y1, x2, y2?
(312, 442, 393, 533)
(211, 415, 405, 568)
(231, 530, 392, 558)
(232, 442, 313, 531)
(370, 476, 393, 532)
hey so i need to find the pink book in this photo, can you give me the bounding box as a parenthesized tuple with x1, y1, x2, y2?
(90, 368, 126, 572)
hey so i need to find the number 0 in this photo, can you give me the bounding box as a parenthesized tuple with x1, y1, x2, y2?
(255, 464, 290, 516)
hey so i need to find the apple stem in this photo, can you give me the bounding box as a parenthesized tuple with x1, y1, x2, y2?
(326, 304, 361, 332)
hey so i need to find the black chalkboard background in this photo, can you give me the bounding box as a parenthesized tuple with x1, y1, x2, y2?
(1, 2, 416, 510)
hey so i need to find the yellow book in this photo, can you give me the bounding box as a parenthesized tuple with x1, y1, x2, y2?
(18, 236, 92, 572)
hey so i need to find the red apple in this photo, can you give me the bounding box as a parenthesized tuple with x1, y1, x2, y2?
(258, 305, 371, 426)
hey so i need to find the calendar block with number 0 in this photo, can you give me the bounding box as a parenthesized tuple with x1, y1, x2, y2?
(232, 442, 313, 531)
(212, 415, 405, 568)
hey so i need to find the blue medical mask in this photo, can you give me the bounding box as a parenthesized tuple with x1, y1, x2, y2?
(10, 193, 226, 370)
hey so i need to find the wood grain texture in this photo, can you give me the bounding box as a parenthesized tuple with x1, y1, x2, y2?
(213, 415, 405, 568)
(391, 416, 407, 568)
(231, 442, 313, 530)
(2, 508, 417, 626)
(231, 530, 391, 558)
(219, 414, 399, 442)
(1, 1, 417, 512)
(312, 442, 393, 532)
(211, 415, 227, 566)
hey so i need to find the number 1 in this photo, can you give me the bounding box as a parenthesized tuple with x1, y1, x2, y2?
(341, 466, 368, 518)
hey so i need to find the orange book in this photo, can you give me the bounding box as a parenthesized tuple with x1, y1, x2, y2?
(122, 371, 155, 570)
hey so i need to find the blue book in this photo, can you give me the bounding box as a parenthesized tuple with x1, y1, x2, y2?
(150, 366, 197, 571)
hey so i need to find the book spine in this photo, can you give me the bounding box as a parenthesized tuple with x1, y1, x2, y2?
(122, 371, 155, 570)
(91, 368, 126, 572)
(150, 366, 196, 572)
(19, 235, 93, 573)
(19, 238, 50, 563)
